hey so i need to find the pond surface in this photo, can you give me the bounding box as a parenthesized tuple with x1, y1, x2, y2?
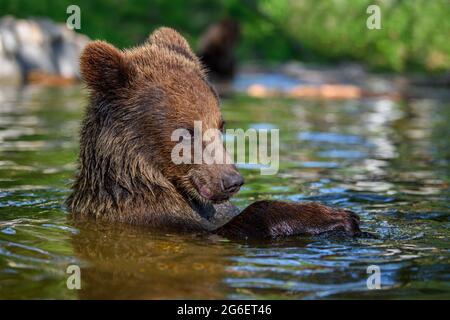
(0, 80, 449, 299)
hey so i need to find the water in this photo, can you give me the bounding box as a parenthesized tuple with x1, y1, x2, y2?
(0, 81, 449, 299)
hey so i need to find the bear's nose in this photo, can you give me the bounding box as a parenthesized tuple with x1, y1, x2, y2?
(222, 172, 244, 194)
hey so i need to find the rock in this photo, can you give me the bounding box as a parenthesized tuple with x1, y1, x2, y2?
(247, 84, 275, 98)
(238, 62, 406, 100)
(290, 84, 362, 99)
(246, 83, 363, 100)
(0, 16, 89, 84)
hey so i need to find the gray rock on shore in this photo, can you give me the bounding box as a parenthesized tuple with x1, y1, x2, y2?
(0, 16, 89, 84)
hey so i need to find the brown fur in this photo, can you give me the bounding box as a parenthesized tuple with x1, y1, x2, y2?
(217, 201, 361, 239)
(67, 27, 362, 238)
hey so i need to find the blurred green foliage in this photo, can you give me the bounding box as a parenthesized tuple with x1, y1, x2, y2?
(1, 0, 449, 72)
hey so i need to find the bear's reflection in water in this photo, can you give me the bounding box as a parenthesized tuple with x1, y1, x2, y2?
(70, 218, 244, 299)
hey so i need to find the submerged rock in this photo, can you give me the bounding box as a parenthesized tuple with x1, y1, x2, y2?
(0, 16, 89, 85)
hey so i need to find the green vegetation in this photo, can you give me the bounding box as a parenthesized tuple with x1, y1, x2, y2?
(1, 0, 449, 72)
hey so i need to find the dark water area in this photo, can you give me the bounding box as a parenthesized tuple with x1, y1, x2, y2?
(0, 78, 449, 299)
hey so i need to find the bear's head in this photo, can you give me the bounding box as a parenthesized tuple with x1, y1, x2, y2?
(78, 27, 243, 207)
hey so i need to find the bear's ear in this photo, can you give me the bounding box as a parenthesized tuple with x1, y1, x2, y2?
(148, 27, 197, 62)
(80, 40, 132, 92)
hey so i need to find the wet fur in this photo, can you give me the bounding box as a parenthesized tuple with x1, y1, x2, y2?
(67, 27, 362, 238)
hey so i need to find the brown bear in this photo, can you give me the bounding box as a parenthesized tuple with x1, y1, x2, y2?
(197, 20, 240, 82)
(67, 27, 362, 239)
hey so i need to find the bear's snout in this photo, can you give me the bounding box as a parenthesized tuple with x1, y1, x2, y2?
(190, 166, 244, 203)
(221, 171, 244, 195)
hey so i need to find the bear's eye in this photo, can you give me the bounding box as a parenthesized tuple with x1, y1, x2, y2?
(177, 128, 194, 142)
(219, 120, 225, 133)
(186, 128, 195, 137)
